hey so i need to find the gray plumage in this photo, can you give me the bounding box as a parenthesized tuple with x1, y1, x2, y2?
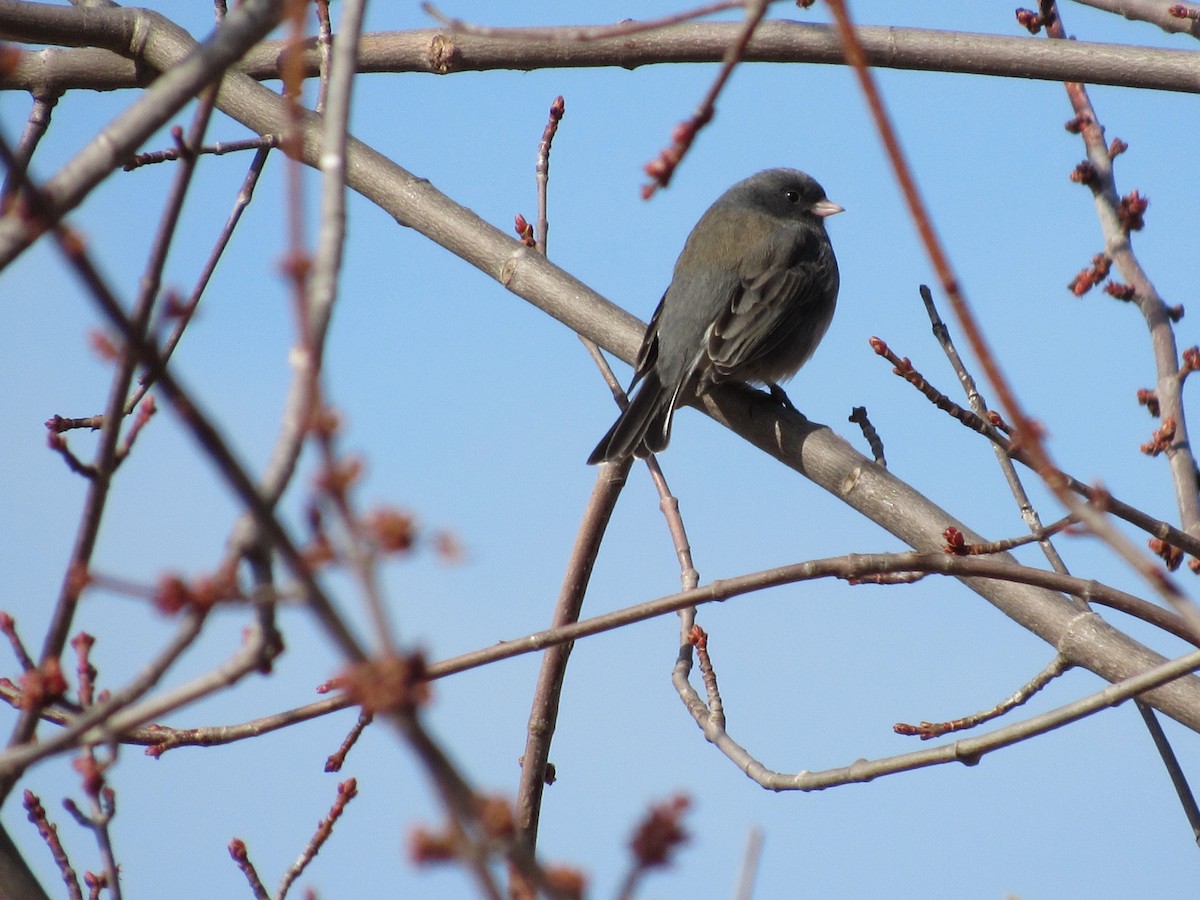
(587, 168, 842, 464)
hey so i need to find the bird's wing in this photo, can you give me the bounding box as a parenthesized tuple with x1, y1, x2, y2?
(705, 224, 834, 381)
(627, 290, 667, 392)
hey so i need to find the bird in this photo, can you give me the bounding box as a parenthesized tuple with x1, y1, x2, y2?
(587, 168, 842, 465)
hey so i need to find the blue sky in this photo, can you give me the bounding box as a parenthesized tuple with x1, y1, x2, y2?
(2, 1, 1199, 897)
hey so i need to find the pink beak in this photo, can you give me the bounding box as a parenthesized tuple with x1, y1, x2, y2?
(813, 199, 845, 218)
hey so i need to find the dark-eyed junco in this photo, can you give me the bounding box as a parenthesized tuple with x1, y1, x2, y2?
(588, 168, 842, 464)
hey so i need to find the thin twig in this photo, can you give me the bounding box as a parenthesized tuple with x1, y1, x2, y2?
(919, 284, 1083, 744)
(0, 615, 36, 674)
(129, 144, 274, 411)
(426, 548, 1200, 694)
(277, 779, 358, 900)
(0, 611, 207, 781)
(848, 406, 886, 466)
(1135, 701, 1200, 845)
(643, 0, 771, 197)
(732, 826, 764, 900)
(421, 0, 776, 41)
(944, 516, 1075, 557)
(3, 85, 221, 793)
(735, 648, 1200, 791)
(69, 239, 366, 663)
(62, 758, 122, 900)
(228, 839, 270, 900)
(534, 95, 564, 254)
(0, 91, 60, 212)
(123, 135, 280, 170)
(22, 791, 81, 900)
(690, 626, 724, 729)
(896, 655, 1071, 739)
(919, 285, 1071, 567)
(871, 332, 1200, 561)
(324, 712, 372, 772)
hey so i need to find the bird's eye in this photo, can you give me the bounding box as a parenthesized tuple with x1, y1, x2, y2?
(784, 190, 801, 203)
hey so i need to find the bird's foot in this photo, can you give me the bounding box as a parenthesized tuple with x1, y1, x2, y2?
(766, 382, 802, 415)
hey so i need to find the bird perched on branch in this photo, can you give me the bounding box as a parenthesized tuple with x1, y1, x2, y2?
(587, 168, 842, 464)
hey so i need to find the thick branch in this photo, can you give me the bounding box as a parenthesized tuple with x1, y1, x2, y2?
(2, 19, 1200, 95)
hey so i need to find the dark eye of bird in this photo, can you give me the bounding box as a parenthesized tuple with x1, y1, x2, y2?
(785, 190, 800, 203)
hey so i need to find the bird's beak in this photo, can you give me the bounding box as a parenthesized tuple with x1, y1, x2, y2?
(813, 199, 845, 218)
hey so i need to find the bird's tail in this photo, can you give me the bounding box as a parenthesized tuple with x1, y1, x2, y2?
(586, 371, 679, 465)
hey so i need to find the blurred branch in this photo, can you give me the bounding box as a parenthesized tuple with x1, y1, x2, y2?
(641, 0, 772, 196)
(20, 792, 71, 900)
(0, 90, 59, 211)
(276, 778, 357, 900)
(3, 20, 1200, 95)
(0, 610, 208, 784)
(50, 215, 367, 667)
(0, 167, 362, 801)
(733, 825, 764, 900)
(0, 0, 286, 268)
(29, 89, 219, 679)
(270, 0, 399, 656)
(389, 712, 573, 899)
(0, 80, 221, 800)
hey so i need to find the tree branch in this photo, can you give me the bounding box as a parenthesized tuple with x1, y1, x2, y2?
(2, 19, 1199, 95)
